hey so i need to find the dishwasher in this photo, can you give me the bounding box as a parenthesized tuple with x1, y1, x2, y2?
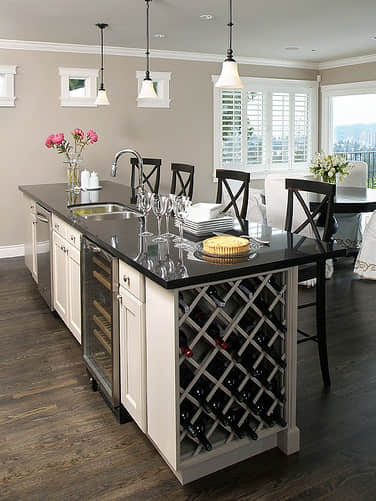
(35, 203, 53, 310)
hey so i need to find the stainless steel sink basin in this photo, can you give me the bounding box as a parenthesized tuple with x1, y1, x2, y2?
(69, 203, 141, 221)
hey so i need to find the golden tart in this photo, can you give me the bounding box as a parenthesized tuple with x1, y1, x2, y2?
(202, 235, 250, 256)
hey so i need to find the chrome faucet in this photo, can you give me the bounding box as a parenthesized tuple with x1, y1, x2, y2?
(111, 148, 145, 193)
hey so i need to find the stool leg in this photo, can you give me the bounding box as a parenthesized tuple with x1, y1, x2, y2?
(316, 260, 331, 387)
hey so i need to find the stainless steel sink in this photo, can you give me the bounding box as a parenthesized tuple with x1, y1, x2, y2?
(69, 203, 141, 221)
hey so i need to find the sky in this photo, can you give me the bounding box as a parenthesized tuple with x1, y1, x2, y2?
(333, 94, 376, 126)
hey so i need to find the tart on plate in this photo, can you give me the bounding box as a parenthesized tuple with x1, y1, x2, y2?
(202, 235, 250, 257)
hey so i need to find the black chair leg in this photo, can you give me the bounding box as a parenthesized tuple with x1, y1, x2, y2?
(316, 260, 331, 387)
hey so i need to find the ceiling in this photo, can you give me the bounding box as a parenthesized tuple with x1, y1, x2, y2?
(1, 0, 376, 64)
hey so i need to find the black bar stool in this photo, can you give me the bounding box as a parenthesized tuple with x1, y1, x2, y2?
(170, 163, 195, 199)
(130, 157, 162, 193)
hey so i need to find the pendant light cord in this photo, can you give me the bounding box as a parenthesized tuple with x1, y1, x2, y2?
(226, 0, 234, 61)
(96, 23, 108, 91)
(145, 0, 152, 80)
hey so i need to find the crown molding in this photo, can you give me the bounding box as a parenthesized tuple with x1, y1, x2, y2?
(0, 38, 319, 70)
(318, 53, 376, 70)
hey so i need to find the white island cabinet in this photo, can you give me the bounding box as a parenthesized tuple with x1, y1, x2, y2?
(118, 260, 147, 432)
(23, 194, 38, 282)
(52, 215, 82, 343)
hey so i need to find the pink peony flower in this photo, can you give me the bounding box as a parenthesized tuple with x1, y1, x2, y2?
(72, 128, 84, 140)
(51, 133, 65, 145)
(87, 129, 98, 143)
(45, 134, 54, 148)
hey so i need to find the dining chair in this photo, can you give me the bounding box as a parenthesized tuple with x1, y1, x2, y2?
(354, 210, 376, 279)
(285, 178, 336, 387)
(170, 163, 195, 199)
(335, 160, 368, 251)
(130, 157, 162, 194)
(215, 169, 250, 220)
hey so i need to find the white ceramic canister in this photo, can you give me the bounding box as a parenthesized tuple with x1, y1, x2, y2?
(81, 169, 90, 190)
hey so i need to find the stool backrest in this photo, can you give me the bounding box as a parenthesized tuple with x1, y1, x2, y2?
(215, 169, 250, 220)
(170, 163, 195, 199)
(130, 157, 162, 193)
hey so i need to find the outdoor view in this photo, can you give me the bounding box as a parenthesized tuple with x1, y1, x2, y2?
(332, 94, 376, 187)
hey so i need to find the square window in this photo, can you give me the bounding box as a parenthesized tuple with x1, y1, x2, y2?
(0, 65, 17, 106)
(136, 71, 171, 108)
(59, 68, 98, 107)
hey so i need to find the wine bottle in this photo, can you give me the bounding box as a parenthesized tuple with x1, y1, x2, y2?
(242, 417, 259, 440)
(191, 419, 212, 451)
(268, 276, 284, 296)
(209, 392, 230, 427)
(191, 308, 228, 350)
(249, 364, 273, 391)
(254, 333, 286, 369)
(207, 285, 226, 308)
(240, 386, 264, 416)
(226, 335, 243, 362)
(179, 295, 190, 314)
(239, 349, 260, 372)
(223, 371, 243, 402)
(256, 397, 275, 427)
(272, 408, 287, 427)
(191, 378, 213, 414)
(223, 405, 245, 438)
(179, 331, 193, 358)
(269, 380, 286, 403)
(180, 362, 195, 389)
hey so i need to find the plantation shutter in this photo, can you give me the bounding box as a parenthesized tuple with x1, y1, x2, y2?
(221, 89, 242, 167)
(271, 92, 290, 165)
(247, 91, 264, 166)
(294, 92, 310, 163)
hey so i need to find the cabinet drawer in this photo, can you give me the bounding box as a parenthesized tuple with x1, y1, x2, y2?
(67, 226, 81, 250)
(119, 260, 145, 302)
(52, 215, 67, 239)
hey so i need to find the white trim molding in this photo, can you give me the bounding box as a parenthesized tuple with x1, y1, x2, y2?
(58, 67, 98, 107)
(0, 64, 17, 106)
(318, 53, 376, 70)
(0, 244, 24, 258)
(320, 80, 376, 152)
(0, 38, 318, 70)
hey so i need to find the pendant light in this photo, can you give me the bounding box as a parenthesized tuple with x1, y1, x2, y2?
(95, 23, 110, 106)
(216, 0, 243, 89)
(138, 0, 158, 99)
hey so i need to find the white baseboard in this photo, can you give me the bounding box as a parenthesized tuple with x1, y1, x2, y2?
(0, 244, 25, 258)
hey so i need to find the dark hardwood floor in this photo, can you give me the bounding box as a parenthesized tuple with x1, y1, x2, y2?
(1, 257, 376, 500)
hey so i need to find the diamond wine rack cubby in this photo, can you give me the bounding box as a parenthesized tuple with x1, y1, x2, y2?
(178, 271, 289, 460)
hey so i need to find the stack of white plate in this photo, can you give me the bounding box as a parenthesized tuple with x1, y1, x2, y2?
(177, 215, 234, 236)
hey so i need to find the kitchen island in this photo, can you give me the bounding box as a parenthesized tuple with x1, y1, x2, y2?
(19, 181, 346, 484)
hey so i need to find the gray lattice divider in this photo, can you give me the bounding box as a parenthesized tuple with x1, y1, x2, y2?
(179, 271, 288, 459)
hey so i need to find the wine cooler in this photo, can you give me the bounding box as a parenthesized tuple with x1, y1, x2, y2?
(81, 238, 129, 422)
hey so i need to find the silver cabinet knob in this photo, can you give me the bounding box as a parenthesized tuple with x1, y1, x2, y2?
(123, 275, 130, 286)
(117, 294, 123, 304)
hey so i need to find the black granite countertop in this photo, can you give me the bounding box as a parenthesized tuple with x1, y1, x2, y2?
(19, 182, 347, 289)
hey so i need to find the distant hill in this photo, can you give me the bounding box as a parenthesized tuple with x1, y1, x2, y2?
(335, 123, 376, 142)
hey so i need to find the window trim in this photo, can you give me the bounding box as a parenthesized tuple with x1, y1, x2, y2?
(213, 75, 318, 180)
(321, 80, 376, 154)
(136, 71, 171, 108)
(58, 67, 99, 107)
(0, 65, 17, 107)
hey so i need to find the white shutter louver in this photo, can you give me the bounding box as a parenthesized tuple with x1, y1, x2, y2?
(221, 89, 242, 167)
(294, 93, 310, 163)
(247, 91, 264, 166)
(272, 92, 289, 164)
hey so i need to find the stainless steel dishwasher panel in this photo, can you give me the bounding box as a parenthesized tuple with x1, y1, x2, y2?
(35, 203, 53, 310)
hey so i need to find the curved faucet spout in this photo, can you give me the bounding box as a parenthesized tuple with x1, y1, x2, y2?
(111, 148, 144, 192)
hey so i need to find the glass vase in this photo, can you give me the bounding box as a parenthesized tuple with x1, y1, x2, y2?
(65, 153, 82, 192)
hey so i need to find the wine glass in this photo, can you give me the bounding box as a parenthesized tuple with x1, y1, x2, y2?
(152, 194, 167, 242)
(138, 191, 153, 236)
(175, 247, 188, 278)
(162, 194, 176, 238)
(174, 196, 192, 248)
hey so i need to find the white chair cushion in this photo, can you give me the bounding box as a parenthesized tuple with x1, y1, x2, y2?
(337, 161, 368, 189)
(354, 210, 376, 279)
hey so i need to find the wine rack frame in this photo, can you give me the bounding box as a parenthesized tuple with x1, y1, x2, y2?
(145, 267, 300, 485)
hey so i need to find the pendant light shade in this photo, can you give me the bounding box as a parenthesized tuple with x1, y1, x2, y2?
(95, 23, 110, 105)
(216, 0, 243, 89)
(138, 0, 158, 100)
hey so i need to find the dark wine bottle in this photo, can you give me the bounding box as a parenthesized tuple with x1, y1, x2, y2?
(191, 378, 213, 414)
(223, 371, 243, 402)
(241, 417, 259, 440)
(179, 331, 193, 358)
(191, 419, 212, 451)
(240, 387, 264, 416)
(254, 333, 286, 369)
(268, 276, 284, 296)
(179, 295, 190, 314)
(239, 349, 260, 373)
(209, 392, 230, 427)
(180, 363, 194, 389)
(250, 365, 273, 391)
(226, 335, 243, 362)
(207, 285, 226, 307)
(269, 380, 286, 403)
(272, 408, 287, 428)
(191, 308, 228, 350)
(256, 397, 275, 427)
(223, 405, 245, 438)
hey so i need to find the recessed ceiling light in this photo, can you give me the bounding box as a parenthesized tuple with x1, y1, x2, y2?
(200, 14, 214, 20)
(154, 33, 166, 38)
(285, 46, 300, 51)
(311, 49, 318, 52)
(370, 35, 376, 40)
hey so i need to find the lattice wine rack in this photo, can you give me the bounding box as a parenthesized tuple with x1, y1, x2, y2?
(178, 271, 288, 460)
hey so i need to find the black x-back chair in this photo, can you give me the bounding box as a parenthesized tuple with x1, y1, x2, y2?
(285, 178, 336, 387)
(170, 163, 195, 200)
(216, 169, 250, 222)
(130, 157, 162, 194)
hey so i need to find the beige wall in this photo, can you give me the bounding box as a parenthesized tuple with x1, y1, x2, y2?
(320, 62, 376, 85)
(0, 47, 316, 246)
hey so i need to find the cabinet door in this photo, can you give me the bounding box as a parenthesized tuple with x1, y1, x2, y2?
(31, 213, 38, 282)
(67, 243, 81, 343)
(119, 286, 146, 432)
(24, 196, 37, 282)
(53, 231, 69, 325)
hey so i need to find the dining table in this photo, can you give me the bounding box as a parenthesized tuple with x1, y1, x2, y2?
(310, 186, 376, 214)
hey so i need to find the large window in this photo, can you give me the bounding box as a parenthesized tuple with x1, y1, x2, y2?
(214, 77, 318, 178)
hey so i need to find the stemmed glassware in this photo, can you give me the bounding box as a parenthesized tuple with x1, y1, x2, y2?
(138, 191, 153, 236)
(152, 194, 167, 242)
(174, 196, 192, 248)
(175, 247, 188, 278)
(162, 194, 176, 238)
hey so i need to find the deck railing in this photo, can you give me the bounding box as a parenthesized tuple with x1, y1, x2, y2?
(337, 151, 376, 188)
